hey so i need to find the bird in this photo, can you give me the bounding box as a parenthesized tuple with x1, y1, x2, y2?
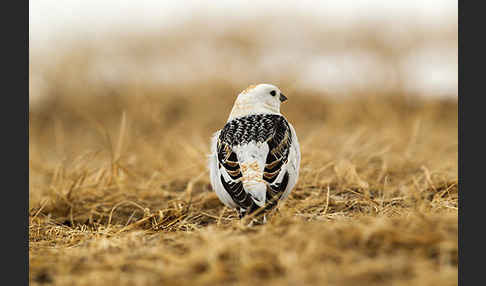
(208, 83, 300, 223)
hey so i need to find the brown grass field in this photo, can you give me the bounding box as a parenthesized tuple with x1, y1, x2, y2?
(29, 15, 457, 285)
(29, 82, 457, 286)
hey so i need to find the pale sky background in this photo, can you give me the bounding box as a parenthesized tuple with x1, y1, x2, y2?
(29, 0, 458, 104)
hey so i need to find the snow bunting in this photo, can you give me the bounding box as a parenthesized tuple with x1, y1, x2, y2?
(209, 84, 300, 221)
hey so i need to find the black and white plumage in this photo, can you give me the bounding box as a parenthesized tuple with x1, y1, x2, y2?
(208, 83, 300, 221)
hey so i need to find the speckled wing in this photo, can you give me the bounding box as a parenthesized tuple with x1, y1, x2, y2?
(261, 116, 296, 210)
(209, 130, 239, 209)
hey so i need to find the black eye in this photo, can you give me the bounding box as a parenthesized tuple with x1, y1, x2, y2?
(270, 90, 276, 96)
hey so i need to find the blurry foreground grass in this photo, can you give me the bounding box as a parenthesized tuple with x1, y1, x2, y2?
(29, 83, 457, 285)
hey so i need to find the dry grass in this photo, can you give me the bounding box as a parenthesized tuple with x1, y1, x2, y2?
(29, 82, 457, 285)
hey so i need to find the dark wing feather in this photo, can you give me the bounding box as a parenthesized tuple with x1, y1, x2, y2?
(216, 139, 254, 210)
(263, 116, 293, 207)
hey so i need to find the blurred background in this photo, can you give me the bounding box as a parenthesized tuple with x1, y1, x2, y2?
(29, 0, 458, 203)
(29, 0, 457, 108)
(29, 4, 458, 284)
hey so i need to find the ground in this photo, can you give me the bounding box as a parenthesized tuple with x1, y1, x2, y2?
(29, 86, 457, 286)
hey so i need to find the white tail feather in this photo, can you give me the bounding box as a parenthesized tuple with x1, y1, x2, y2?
(233, 142, 269, 207)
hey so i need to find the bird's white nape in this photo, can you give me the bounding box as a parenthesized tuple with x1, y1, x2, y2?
(228, 83, 284, 121)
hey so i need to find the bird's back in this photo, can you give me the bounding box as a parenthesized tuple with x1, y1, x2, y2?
(210, 113, 299, 216)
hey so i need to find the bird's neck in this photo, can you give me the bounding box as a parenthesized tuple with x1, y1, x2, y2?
(227, 100, 280, 122)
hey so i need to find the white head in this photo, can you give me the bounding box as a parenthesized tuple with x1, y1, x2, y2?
(228, 83, 288, 121)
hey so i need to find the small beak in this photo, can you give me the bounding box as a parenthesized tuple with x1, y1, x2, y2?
(279, 93, 287, 102)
